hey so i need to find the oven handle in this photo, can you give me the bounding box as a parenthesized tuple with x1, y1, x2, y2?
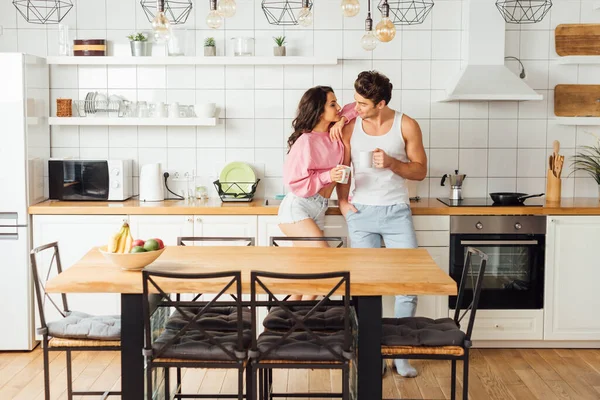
(460, 240, 539, 245)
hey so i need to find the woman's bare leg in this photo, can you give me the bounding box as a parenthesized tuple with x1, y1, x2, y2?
(279, 218, 329, 300)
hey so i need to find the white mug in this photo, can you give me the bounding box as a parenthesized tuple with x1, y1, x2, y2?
(168, 102, 180, 118)
(194, 103, 216, 118)
(336, 165, 351, 184)
(358, 151, 374, 169)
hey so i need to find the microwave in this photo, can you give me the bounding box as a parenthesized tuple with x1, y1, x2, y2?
(49, 159, 133, 201)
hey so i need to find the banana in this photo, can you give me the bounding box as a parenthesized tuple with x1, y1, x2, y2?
(116, 223, 130, 253)
(107, 222, 129, 253)
(124, 225, 133, 253)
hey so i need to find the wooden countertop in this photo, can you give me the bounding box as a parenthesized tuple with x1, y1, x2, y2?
(45, 246, 457, 296)
(29, 197, 600, 216)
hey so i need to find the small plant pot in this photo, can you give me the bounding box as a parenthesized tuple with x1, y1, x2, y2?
(273, 46, 286, 56)
(130, 41, 152, 57)
(204, 46, 216, 56)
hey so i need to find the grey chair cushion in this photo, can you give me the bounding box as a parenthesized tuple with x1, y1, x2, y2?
(47, 311, 120, 340)
(166, 306, 251, 332)
(263, 305, 346, 332)
(153, 329, 251, 361)
(256, 331, 347, 361)
(382, 317, 465, 347)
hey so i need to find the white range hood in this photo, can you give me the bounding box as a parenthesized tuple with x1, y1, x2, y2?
(439, 0, 543, 102)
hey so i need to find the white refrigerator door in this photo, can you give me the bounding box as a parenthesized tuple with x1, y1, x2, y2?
(0, 225, 35, 350)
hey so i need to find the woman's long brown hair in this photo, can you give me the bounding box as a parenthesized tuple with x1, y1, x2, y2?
(287, 86, 334, 152)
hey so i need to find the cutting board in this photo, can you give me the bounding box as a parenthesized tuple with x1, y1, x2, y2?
(555, 24, 600, 56)
(554, 84, 600, 117)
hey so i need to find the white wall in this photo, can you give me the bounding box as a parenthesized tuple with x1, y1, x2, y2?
(0, 0, 598, 198)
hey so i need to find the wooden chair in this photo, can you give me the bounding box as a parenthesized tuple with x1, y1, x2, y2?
(31, 242, 121, 400)
(380, 247, 488, 400)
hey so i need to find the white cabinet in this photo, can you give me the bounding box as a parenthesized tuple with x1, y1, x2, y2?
(544, 216, 600, 341)
(450, 310, 544, 341)
(257, 215, 349, 247)
(194, 216, 257, 244)
(32, 215, 125, 320)
(129, 215, 193, 246)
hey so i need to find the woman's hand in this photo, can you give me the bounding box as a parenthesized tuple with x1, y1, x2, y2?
(329, 165, 345, 182)
(329, 117, 346, 141)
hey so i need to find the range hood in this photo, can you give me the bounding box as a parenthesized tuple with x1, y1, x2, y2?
(439, 0, 542, 102)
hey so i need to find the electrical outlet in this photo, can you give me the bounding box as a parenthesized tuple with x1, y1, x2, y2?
(173, 171, 180, 179)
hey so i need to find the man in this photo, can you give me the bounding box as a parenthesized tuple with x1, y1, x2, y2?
(337, 71, 427, 377)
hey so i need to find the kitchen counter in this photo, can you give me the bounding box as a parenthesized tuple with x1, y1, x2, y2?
(28, 197, 600, 215)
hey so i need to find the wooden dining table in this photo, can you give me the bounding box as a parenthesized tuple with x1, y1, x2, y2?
(46, 246, 456, 400)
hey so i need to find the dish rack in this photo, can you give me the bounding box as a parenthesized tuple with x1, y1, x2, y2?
(213, 179, 260, 202)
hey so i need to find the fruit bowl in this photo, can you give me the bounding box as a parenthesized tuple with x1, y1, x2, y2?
(98, 246, 166, 270)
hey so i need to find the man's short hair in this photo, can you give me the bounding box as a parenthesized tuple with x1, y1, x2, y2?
(354, 70, 393, 106)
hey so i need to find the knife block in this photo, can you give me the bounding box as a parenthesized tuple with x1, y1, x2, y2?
(546, 169, 561, 202)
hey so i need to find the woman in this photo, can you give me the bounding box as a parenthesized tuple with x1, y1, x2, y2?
(278, 86, 356, 299)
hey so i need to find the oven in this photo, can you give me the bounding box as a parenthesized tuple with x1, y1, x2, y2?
(449, 215, 546, 310)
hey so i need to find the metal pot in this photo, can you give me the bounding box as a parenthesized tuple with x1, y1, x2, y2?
(441, 170, 466, 200)
(204, 46, 216, 56)
(273, 46, 286, 56)
(489, 192, 544, 205)
(130, 41, 152, 57)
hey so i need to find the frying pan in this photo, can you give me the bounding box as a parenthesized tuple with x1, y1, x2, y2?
(489, 192, 544, 205)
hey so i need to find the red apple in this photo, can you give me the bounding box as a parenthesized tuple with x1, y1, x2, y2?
(132, 239, 145, 248)
(154, 238, 165, 249)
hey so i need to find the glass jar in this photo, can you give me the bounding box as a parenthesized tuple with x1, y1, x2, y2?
(231, 37, 254, 56)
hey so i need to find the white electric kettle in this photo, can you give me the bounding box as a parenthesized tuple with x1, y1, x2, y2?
(139, 163, 164, 202)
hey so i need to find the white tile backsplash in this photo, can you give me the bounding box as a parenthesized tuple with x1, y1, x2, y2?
(19, 0, 594, 199)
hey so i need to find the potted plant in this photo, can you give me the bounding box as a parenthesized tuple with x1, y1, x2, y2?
(204, 37, 216, 56)
(127, 32, 151, 57)
(571, 136, 600, 200)
(273, 35, 286, 56)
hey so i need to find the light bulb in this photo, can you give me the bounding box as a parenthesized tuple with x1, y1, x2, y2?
(341, 0, 360, 17)
(206, 10, 223, 29)
(218, 0, 236, 18)
(375, 17, 396, 42)
(361, 30, 378, 51)
(298, 7, 313, 27)
(152, 11, 171, 43)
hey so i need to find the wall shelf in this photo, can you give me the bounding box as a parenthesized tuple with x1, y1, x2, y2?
(46, 56, 338, 66)
(555, 56, 600, 64)
(555, 117, 600, 126)
(48, 117, 217, 126)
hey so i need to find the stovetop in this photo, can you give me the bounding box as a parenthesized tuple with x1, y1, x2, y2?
(437, 198, 543, 207)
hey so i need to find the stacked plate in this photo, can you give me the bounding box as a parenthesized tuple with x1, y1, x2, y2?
(216, 162, 258, 201)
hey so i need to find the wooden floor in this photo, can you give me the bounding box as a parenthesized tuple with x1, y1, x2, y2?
(1, 347, 600, 399)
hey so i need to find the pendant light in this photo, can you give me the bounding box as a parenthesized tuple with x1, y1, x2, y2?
(298, 0, 313, 27)
(341, 0, 360, 17)
(496, 0, 552, 24)
(217, 0, 236, 18)
(361, 0, 378, 51)
(206, 0, 223, 29)
(140, 1, 193, 25)
(376, 0, 396, 42)
(13, 0, 73, 24)
(379, 0, 434, 26)
(152, 0, 171, 42)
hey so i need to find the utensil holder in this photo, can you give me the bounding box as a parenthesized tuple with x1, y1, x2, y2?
(546, 169, 561, 202)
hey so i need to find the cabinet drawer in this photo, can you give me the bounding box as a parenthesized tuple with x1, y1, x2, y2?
(413, 216, 450, 231)
(416, 231, 448, 247)
(449, 310, 544, 341)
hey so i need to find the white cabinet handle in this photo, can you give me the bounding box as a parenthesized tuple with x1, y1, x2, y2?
(196, 217, 202, 223)
(494, 324, 500, 328)
(187, 218, 193, 223)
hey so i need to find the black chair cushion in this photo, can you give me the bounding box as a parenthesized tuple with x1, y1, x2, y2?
(256, 330, 347, 361)
(153, 328, 251, 361)
(382, 317, 466, 347)
(263, 305, 346, 332)
(166, 306, 251, 332)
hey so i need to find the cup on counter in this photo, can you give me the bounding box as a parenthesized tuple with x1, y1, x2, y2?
(168, 102, 180, 118)
(335, 165, 351, 184)
(358, 150, 374, 169)
(194, 103, 216, 118)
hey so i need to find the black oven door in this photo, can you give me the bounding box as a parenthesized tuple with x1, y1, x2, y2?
(449, 234, 545, 310)
(49, 160, 109, 200)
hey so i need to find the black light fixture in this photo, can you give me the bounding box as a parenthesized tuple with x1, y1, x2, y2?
(141, 0, 193, 25)
(378, 0, 434, 26)
(261, 0, 314, 26)
(496, 0, 552, 24)
(13, 0, 73, 24)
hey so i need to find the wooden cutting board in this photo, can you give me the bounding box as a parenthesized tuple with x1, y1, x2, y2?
(556, 24, 600, 56)
(554, 84, 600, 117)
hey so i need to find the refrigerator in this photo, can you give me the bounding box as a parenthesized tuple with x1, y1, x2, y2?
(0, 53, 49, 350)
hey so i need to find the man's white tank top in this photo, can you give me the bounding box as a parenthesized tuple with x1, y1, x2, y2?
(350, 111, 410, 206)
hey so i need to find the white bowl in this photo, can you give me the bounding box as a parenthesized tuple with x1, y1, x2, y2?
(194, 103, 216, 118)
(98, 246, 165, 270)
